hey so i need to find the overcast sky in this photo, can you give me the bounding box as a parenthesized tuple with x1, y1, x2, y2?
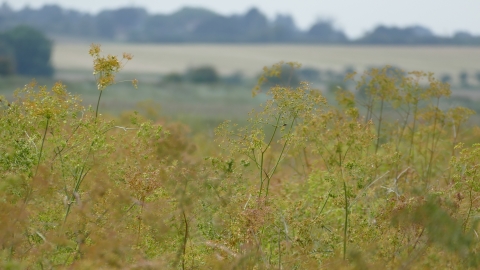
(3, 0, 480, 38)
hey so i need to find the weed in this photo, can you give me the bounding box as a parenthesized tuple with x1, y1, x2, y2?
(1, 46, 479, 269)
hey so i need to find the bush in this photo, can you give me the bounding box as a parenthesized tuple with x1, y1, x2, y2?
(186, 65, 219, 83)
(162, 72, 184, 83)
(223, 71, 244, 85)
(0, 40, 15, 76)
(0, 25, 54, 77)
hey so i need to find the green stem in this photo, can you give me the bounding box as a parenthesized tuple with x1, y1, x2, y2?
(258, 114, 282, 200)
(426, 97, 440, 183)
(375, 98, 384, 154)
(463, 188, 473, 232)
(318, 189, 331, 215)
(137, 198, 145, 245)
(181, 210, 188, 270)
(343, 180, 348, 261)
(95, 90, 103, 120)
(258, 152, 265, 199)
(395, 104, 410, 152)
(64, 166, 91, 223)
(408, 102, 418, 167)
(35, 117, 50, 176)
(264, 115, 296, 198)
(278, 227, 282, 269)
(338, 146, 348, 261)
(23, 117, 49, 213)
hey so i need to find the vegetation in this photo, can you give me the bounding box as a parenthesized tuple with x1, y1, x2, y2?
(1, 44, 480, 269)
(185, 66, 219, 84)
(53, 43, 480, 83)
(0, 25, 53, 77)
(1, 3, 479, 44)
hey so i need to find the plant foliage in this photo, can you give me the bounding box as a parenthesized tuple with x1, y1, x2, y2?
(0, 46, 479, 269)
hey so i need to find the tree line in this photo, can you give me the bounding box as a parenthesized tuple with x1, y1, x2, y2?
(0, 3, 479, 45)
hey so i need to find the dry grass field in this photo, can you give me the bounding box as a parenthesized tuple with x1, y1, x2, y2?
(53, 42, 480, 78)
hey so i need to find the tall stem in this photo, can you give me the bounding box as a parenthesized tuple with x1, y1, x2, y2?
(375, 98, 384, 154)
(137, 198, 145, 245)
(95, 90, 103, 120)
(258, 152, 265, 199)
(338, 147, 348, 261)
(426, 97, 440, 183)
(343, 180, 348, 261)
(181, 210, 188, 270)
(265, 115, 296, 198)
(408, 102, 418, 167)
(35, 117, 50, 176)
(463, 188, 473, 232)
(258, 114, 282, 200)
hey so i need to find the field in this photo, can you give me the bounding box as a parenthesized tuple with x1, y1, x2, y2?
(49, 42, 480, 125)
(1, 43, 479, 129)
(2, 44, 480, 268)
(53, 42, 480, 80)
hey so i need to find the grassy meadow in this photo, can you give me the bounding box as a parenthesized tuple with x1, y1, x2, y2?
(2, 43, 480, 268)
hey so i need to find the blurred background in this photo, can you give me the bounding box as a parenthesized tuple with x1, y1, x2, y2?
(0, 0, 480, 130)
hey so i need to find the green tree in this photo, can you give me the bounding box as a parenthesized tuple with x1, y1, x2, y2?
(441, 73, 453, 84)
(307, 20, 347, 42)
(186, 66, 219, 83)
(1, 25, 53, 77)
(0, 40, 15, 75)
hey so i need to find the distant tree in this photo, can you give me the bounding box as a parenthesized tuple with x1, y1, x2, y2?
(440, 74, 452, 84)
(241, 8, 269, 40)
(0, 40, 15, 75)
(359, 25, 437, 44)
(1, 25, 53, 77)
(0, 57, 14, 75)
(101, 8, 147, 40)
(111, 8, 147, 29)
(459, 71, 469, 87)
(37, 5, 66, 32)
(168, 7, 219, 41)
(193, 8, 269, 42)
(453, 32, 480, 45)
(454, 31, 473, 40)
(170, 7, 218, 26)
(307, 21, 347, 43)
(194, 16, 243, 42)
(3, 4, 480, 45)
(143, 8, 219, 42)
(95, 11, 116, 39)
(268, 14, 299, 42)
(274, 14, 297, 32)
(144, 15, 178, 42)
(0, 3, 15, 31)
(223, 71, 244, 85)
(187, 66, 219, 83)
